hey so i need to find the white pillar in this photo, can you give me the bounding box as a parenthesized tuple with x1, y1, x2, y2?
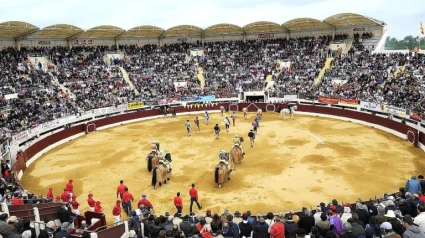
(90, 232, 98, 238)
(124, 220, 129, 234)
(33, 207, 41, 236)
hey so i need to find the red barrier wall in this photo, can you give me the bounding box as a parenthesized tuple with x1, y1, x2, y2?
(15, 103, 425, 177)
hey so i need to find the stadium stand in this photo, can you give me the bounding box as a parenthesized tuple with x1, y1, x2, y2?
(2, 12, 425, 238)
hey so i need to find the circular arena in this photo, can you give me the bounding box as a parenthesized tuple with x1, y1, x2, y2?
(2, 5, 425, 238)
(17, 103, 425, 224)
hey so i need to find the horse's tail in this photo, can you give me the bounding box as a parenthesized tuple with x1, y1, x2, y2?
(214, 166, 220, 184)
(148, 156, 153, 172)
(151, 167, 158, 186)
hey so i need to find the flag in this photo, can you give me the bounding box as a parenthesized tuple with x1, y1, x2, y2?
(421, 22, 424, 35)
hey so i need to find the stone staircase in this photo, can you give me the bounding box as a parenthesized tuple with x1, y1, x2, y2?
(314, 57, 334, 85)
(48, 72, 76, 99)
(343, 38, 353, 54)
(119, 67, 139, 95)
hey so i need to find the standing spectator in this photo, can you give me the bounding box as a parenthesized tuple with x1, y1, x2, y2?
(189, 184, 203, 213)
(11, 193, 24, 205)
(406, 176, 422, 195)
(116, 180, 127, 199)
(71, 195, 80, 215)
(284, 215, 298, 238)
(414, 206, 425, 234)
(0, 213, 12, 236)
(94, 201, 103, 213)
(313, 207, 322, 224)
(379, 222, 400, 238)
(340, 207, 352, 224)
(239, 213, 253, 238)
(253, 217, 269, 238)
(174, 192, 183, 215)
(130, 211, 141, 236)
(66, 179, 74, 197)
(347, 218, 365, 237)
(55, 222, 71, 238)
(402, 215, 425, 238)
(227, 214, 240, 238)
(340, 223, 356, 238)
(122, 187, 134, 216)
(46, 188, 54, 200)
(315, 213, 330, 237)
(328, 210, 343, 237)
(298, 208, 315, 233)
(87, 193, 95, 212)
(137, 194, 153, 212)
(269, 217, 285, 238)
(113, 200, 122, 223)
(418, 175, 425, 194)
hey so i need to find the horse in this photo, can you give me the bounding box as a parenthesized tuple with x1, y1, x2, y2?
(151, 153, 173, 189)
(214, 160, 230, 188)
(257, 109, 263, 115)
(161, 106, 176, 118)
(230, 137, 244, 170)
(242, 107, 248, 119)
(280, 106, 297, 120)
(146, 151, 159, 172)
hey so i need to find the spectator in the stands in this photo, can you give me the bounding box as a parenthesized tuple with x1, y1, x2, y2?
(407, 176, 422, 195)
(54, 222, 71, 238)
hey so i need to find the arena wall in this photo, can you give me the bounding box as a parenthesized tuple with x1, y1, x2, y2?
(0, 38, 15, 49)
(203, 35, 244, 42)
(19, 39, 68, 47)
(118, 38, 160, 46)
(15, 103, 425, 181)
(290, 29, 334, 38)
(162, 36, 202, 44)
(335, 25, 384, 38)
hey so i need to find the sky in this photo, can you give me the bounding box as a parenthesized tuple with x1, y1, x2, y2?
(0, 0, 424, 40)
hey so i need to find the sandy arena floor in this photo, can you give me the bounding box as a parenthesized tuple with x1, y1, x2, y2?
(20, 112, 425, 222)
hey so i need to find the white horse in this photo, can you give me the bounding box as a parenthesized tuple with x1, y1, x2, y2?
(280, 106, 297, 120)
(242, 107, 248, 119)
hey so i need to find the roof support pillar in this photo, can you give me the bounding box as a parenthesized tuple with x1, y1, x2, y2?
(15, 40, 20, 51)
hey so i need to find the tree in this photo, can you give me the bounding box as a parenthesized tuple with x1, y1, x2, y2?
(385, 35, 424, 50)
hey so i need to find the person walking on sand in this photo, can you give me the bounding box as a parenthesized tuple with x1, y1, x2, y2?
(204, 111, 209, 125)
(248, 129, 256, 148)
(174, 192, 183, 215)
(185, 120, 192, 137)
(189, 184, 202, 213)
(224, 117, 230, 132)
(252, 120, 258, 135)
(116, 180, 126, 200)
(231, 112, 237, 127)
(214, 124, 221, 139)
(194, 117, 200, 132)
(112, 200, 122, 223)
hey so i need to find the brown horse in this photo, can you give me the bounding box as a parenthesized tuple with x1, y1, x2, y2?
(147, 151, 159, 172)
(162, 106, 176, 118)
(214, 161, 230, 188)
(151, 163, 172, 189)
(230, 137, 244, 170)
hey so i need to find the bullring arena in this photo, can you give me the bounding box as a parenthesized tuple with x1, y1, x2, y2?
(19, 103, 425, 223)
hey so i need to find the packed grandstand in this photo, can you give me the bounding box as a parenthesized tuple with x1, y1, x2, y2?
(0, 12, 425, 238)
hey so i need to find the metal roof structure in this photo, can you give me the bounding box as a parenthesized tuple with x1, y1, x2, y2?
(243, 21, 285, 33)
(204, 23, 244, 35)
(0, 13, 384, 40)
(119, 25, 164, 38)
(0, 21, 39, 39)
(77, 25, 125, 39)
(163, 25, 203, 37)
(283, 18, 332, 31)
(28, 24, 83, 39)
(323, 13, 381, 27)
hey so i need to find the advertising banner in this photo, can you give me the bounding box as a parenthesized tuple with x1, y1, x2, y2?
(359, 101, 383, 112)
(158, 98, 180, 105)
(41, 120, 60, 130)
(93, 106, 114, 115)
(283, 95, 298, 100)
(318, 96, 339, 104)
(410, 112, 422, 121)
(340, 98, 359, 105)
(181, 95, 216, 102)
(14, 130, 29, 143)
(258, 33, 274, 39)
(127, 101, 144, 110)
(381, 105, 407, 117)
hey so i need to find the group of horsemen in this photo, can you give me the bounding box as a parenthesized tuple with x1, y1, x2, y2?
(149, 135, 245, 173)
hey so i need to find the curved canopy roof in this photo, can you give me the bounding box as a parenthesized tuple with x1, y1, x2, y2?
(243, 21, 285, 33)
(283, 18, 332, 31)
(323, 13, 379, 27)
(204, 23, 244, 35)
(120, 25, 164, 38)
(78, 25, 125, 38)
(0, 21, 39, 39)
(163, 25, 203, 37)
(28, 24, 83, 39)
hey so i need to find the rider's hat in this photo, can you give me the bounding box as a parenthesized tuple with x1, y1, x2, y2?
(234, 134, 239, 138)
(220, 150, 226, 153)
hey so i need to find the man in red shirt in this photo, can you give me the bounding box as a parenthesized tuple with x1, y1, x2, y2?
(174, 192, 183, 215)
(189, 184, 202, 213)
(121, 187, 134, 216)
(71, 195, 80, 215)
(46, 188, 53, 200)
(11, 193, 24, 205)
(66, 179, 74, 197)
(61, 189, 71, 204)
(53, 196, 60, 203)
(112, 200, 122, 223)
(116, 180, 127, 199)
(137, 194, 153, 212)
(87, 193, 96, 212)
(94, 201, 103, 213)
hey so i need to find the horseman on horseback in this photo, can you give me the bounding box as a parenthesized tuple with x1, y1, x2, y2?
(158, 151, 172, 172)
(151, 140, 160, 153)
(219, 150, 232, 173)
(232, 135, 245, 156)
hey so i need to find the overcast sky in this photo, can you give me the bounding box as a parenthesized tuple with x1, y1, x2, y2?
(0, 0, 424, 39)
